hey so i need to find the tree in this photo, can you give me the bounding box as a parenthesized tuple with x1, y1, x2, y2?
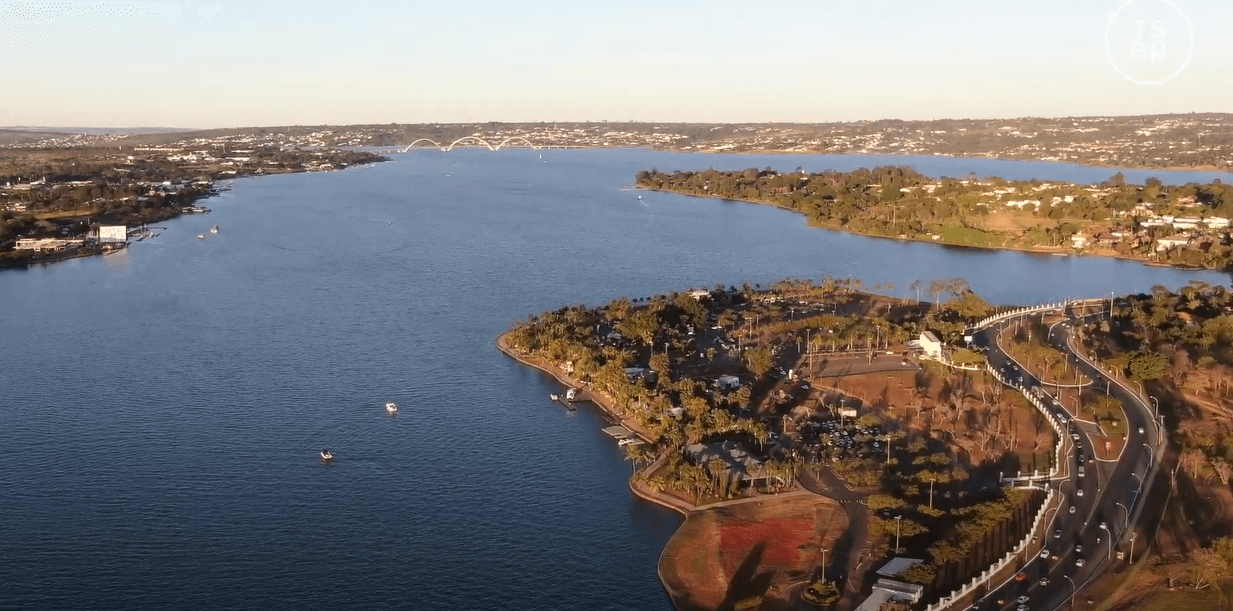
(744, 347, 774, 377)
(1128, 350, 1169, 381)
(910, 279, 924, 304)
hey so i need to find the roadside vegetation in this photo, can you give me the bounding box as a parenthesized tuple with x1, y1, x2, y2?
(1074, 282, 1233, 608)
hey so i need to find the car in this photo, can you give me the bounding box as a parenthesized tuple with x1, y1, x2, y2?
(1076, 558, 1086, 567)
(1018, 606, 1029, 611)
(1072, 433, 1081, 440)
(1069, 506, 1077, 514)
(1040, 548, 1051, 558)
(1058, 413, 1069, 424)
(1039, 577, 1051, 586)
(1054, 529, 1062, 539)
(1139, 426, 1145, 434)
(1017, 595, 1030, 604)
(1077, 489, 1084, 497)
(1100, 521, 1108, 530)
(1015, 571, 1028, 581)
(1075, 544, 1083, 553)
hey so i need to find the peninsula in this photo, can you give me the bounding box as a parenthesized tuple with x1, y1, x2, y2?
(0, 142, 385, 268)
(500, 279, 1233, 611)
(636, 166, 1233, 271)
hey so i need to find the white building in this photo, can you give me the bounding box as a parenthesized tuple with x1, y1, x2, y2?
(919, 331, 943, 359)
(96, 225, 126, 244)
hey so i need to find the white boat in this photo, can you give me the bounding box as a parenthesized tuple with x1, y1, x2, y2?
(549, 393, 560, 401)
(618, 438, 642, 447)
(209, 225, 219, 234)
(197, 234, 206, 239)
(320, 449, 334, 460)
(385, 402, 398, 413)
(565, 388, 577, 401)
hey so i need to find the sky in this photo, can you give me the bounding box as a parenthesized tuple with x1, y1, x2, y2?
(1, 0, 1231, 128)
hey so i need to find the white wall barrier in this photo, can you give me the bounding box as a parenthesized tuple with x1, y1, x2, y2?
(925, 487, 1057, 611)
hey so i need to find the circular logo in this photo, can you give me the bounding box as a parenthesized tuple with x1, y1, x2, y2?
(1105, 0, 1194, 85)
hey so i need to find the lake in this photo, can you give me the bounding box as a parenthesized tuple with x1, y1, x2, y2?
(0, 149, 1227, 610)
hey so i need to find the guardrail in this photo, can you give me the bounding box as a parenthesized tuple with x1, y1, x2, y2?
(970, 298, 1108, 333)
(925, 487, 1058, 611)
(921, 364, 1068, 611)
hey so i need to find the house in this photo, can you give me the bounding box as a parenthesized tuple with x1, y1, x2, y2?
(1070, 233, 1089, 248)
(1206, 217, 1231, 229)
(716, 375, 742, 390)
(918, 331, 943, 359)
(1156, 235, 1192, 251)
(688, 289, 710, 300)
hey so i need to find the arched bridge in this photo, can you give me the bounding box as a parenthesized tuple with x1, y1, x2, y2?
(400, 136, 544, 152)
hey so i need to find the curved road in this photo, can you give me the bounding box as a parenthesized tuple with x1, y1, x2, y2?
(967, 303, 1160, 611)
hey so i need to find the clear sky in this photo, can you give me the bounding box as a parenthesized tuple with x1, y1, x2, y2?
(1, 0, 1231, 128)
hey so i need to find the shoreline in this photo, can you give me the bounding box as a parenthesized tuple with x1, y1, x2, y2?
(658, 147, 1233, 175)
(638, 186, 1231, 274)
(0, 160, 385, 272)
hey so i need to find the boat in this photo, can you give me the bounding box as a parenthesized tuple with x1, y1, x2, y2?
(549, 393, 560, 401)
(385, 401, 398, 413)
(565, 388, 577, 401)
(320, 449, 334, 460)
(618, 438, 642, 447)
(209, 225, 219, 234)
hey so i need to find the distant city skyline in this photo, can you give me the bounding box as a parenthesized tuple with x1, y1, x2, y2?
(1, 0, 1231, 128)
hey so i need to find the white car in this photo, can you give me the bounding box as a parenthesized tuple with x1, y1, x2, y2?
(1076, 558, 1086, 567)
(1071, 433, 1081, 440)
(1017, 595, 1030, 604)
(1069, 506, 1077, 514)
(1077, 489, 1084, 497)
(1075, 544, 1083, 553)
(1040, 548, 1050, 558)
(1139, 426, 1145, 434)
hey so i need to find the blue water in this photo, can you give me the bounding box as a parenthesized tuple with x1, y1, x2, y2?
(0, 149, 1226, 610)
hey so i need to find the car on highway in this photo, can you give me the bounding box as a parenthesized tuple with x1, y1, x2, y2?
(1077, 489, 1084, 497)
(1017, 595, 1030, 604)
(1076, 544, 1083, 553)
(1040, 548, 1050, 558)
(1015, 571, 1027, 581)
(1054, 529, 1062, 539)
(1069, 506, 1077, 514)
(1071, 432, 1081, 440)
(1100, 521, 1108, 530)
(1039, 577, 1050, 586)
(1076, 557, 1086, 567)
(1058, 413, 1069, 424)
(1018, 605, 1028, 611)
(1139, 426, 1145, 434)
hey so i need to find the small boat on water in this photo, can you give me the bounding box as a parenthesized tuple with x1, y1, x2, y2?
(385, 402, 398, 413)
(566, 388, 577, 401)
(618, 438, 642, 447)
(549, 393, 560, 402)
(320, 449, 334, 461)
(197, 234, 206, 239)
(209, 225, 219, 234)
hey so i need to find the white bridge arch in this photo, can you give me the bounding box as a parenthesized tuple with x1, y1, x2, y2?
(401, 136, 541, 152)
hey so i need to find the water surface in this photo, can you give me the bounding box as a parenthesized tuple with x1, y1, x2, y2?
(0, 149, 1226, 610)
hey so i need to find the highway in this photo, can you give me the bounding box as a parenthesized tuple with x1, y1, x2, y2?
(965, 302, 1161, 611)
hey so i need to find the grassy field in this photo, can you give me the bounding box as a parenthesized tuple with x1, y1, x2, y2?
(941, 225, 1004, 247)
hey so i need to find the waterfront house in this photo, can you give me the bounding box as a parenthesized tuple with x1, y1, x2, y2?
(1156, 235, 1192, 251)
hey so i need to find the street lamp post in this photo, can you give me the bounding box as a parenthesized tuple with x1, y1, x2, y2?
(1064, 575, 1077, 610)
(1129, 533, 1137, 563)
(1131, 471, 1143, 493)
(1144, 444, 1154, 465)
(821, 548, 829, 578)
(1100, 522, 1110, 560)
(894, 516, 903, 555)
(1117, 502, 1130, 533)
